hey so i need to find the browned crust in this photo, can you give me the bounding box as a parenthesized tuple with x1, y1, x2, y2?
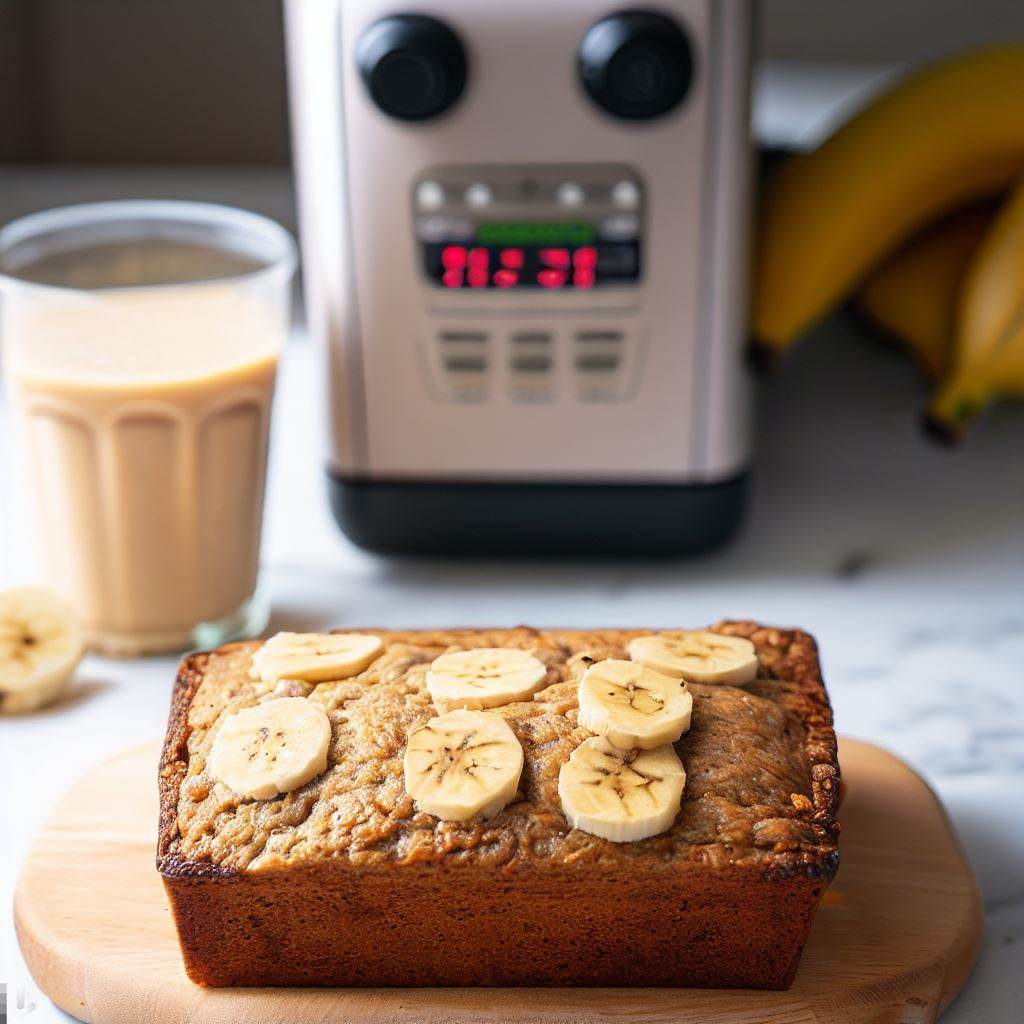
(157, 623, 840, 882)
(714, 620, 841, 879)
(162, 859, 827, 988)
(158, 647, 228, 879)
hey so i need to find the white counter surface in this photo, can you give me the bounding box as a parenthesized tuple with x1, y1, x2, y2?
(2, 64, 1024, 1021)
(3, 314, 1023, 1021)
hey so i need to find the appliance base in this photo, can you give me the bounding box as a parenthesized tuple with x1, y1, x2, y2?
(327, 473, 748, 556)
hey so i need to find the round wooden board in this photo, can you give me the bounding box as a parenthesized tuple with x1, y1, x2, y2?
(15, 738, 982, 1024)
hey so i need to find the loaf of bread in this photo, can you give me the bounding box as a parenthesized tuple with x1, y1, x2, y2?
(158, 622, 840, 988)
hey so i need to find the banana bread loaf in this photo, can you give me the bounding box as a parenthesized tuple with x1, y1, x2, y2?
(157, 622, 840, 988)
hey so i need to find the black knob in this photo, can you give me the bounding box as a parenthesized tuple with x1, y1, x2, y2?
(356, 14, 468, 122)
(578, 10, 693, 121)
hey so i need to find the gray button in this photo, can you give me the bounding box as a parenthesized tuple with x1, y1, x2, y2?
(445, 356, 488, 373)
(416, 180, 445, 210)
(611, 180, 640, 209)
(557, 182, 585, 207)
(465, 182, 493, 208)
(416, 215, 474, 242)
(576, 354, 620, 372)
(599, 213, 640, 241)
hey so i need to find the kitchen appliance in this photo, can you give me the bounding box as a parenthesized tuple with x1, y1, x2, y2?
(285, 0, 752, 554)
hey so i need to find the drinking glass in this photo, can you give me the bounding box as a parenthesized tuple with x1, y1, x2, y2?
(0, 201, 296, 655)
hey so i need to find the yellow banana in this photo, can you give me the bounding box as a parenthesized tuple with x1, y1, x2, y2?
(928, 173, 1024, 439)
(754, 46, 1024, 358)
(855, 205, 996, 381)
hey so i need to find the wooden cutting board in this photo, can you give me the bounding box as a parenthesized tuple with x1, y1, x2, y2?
(15, 739, 982, 1024)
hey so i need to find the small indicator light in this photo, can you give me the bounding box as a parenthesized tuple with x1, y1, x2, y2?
(557, 182, 585, 207)
(416, 180, 445, 209)
(539, 248, 571, 270)
(465, 183, 492, 208)
(441, 245, 467, 271)
(500, 247, 525, 270)
(573, 268, 596, 288)
(611, 180, 640, 209)
(468, 267, 489, 288)
(573, 246, 598, 270)
(442, 269, 464, 288)
(493, 269, 518, 288)
(538, 269, 567, 289)
(468, 247, 490, 271)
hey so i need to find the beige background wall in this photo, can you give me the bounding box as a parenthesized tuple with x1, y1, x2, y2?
(760, 0, 1024, 63)
(0, 0, 290, 163)
(2, 0, 1023, 165)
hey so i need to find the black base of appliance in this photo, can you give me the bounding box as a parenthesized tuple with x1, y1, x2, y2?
(327, 473, 748, 556)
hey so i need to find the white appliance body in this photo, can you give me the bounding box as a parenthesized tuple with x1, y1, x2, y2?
(286, 0, 753, 553)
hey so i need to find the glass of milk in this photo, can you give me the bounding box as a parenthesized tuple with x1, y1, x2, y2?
(0, 201, 296, 656)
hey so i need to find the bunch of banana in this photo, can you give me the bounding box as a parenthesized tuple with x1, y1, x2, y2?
(753, 45, 1024, 440)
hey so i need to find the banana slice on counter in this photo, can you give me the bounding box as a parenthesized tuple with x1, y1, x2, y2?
(0, 587, 84, 714)
(628, 631, 758, 685)
(209, 696, 332, 800)
(578, 659, 692, 749)
(251, 631, 383, 685)
(403, 709, 524, 821)
(426, 648, 547, 709)
(558, 736, 686, 843)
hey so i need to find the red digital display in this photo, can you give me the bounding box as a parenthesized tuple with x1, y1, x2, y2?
(441, 246, 467, 271)
(573, 246, 597, 270)
(425, 240, 639, 289)
(500, 248, 525, 270)
(539, 248, 571, 270)
(538, 269, 567, 289)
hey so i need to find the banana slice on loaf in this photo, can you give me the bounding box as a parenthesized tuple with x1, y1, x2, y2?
(578, 659, 692, 749)
(251, 631, 383, 685)
(426, 648, 547, 709)
(209, 696, 332, 800)
(629, 630, 757, 684)
(559, 736, 686, 843)
(404, 709, 524, 821)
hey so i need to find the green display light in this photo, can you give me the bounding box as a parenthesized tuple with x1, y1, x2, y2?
(475, 222, 596, 246)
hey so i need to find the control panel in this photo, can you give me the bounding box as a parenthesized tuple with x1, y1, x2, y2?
(413, 165, 644, 292)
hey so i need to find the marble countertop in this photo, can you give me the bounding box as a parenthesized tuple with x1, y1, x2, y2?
(2, 62, 1024, 1021)
(3, 314, 1023, 1021)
